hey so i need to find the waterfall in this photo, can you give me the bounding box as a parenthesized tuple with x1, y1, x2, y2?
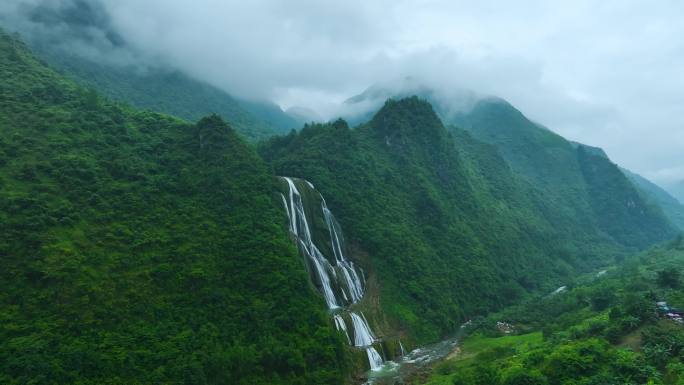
(322, 200, 345, 263)
(281, 178, 339, 309)
(333, 314, 351, 345)
(280, 176, 384, 372)
(323, 199, 365, 303)
(351, 312, 375, 347)
(366, 347, 384, 370)
(399, 340, 406, 356)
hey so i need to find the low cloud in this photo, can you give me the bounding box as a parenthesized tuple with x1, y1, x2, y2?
(2, 0, 683, 185)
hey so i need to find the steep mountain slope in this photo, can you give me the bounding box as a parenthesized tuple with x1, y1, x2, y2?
(5, 0, 297, 140)
(238, 98, 303, 133)
(260, 97, 628, 344)
(621, 168, 684, 231)
(30, 43, 296, 141)
(346, 83, 677, 248)
(666, 180, 684, 206)
(425, 235, 684, 385)
(0, 31, 346, 384)
(451, 98, 676, 248)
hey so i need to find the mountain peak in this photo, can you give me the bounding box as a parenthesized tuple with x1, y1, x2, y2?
(371, 96, 443, 131)
(196, 114, 238, 154)
(365, 96, 452, 155)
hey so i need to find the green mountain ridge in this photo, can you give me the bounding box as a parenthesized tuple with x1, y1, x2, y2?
(1, 26, 681, 385)
(29, 42, 297, 141)
(4, 0, 298, 141)
(260, 96, 662, 345)
(452, 98, 676, 248)
(0, 30, 347, 384)
(621, 168, 684, 230)
(346, 82, 681, 242)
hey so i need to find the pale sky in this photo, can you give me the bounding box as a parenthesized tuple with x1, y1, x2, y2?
(2, 0, 684, 186)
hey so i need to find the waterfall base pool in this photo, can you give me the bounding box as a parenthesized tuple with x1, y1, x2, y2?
(363, 334, 461, 384)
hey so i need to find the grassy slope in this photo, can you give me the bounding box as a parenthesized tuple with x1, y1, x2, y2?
(0, 31, 347, 384)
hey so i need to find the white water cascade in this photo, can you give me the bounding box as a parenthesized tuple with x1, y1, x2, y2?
(366, 346, 384, 370)
(282, 177, 340, 309)
(350, 312, 375, 346)
(280, 176, 384, 371)
(333, 314, 351, 344)
(350, 311, 384, 370)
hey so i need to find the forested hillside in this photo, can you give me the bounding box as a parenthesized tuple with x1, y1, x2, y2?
(425, 236, 684, 385)
(451, 98, 677, 248)
(623, 168, 684, 231)
(0, 30, 347, 385)
(32, 44, 297, 140)
(11, 0, 297, 141)
(2, 0, 683, 384)
(1, 22, 680, 385)
(260, 97, 640, 344)
(345, 84, 679, 246)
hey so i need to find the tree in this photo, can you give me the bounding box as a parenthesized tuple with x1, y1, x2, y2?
(590, 286, 616, 311)
(657, 267, 681, 289)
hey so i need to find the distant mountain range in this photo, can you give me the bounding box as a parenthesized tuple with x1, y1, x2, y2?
(346, 80, 684, 234)
(665, 180, 684, 205)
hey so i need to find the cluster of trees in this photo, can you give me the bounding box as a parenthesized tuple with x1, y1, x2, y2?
(2, 23, 682, 384)
(0, 30, 348, 384)
(425, 237, 684, 385)
(259, 97, 630, 343)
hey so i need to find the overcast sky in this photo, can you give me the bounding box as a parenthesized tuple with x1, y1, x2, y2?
(3, 0, 684, 187)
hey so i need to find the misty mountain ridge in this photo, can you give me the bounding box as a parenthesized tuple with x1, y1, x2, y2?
(343, 79, 684, 234)
(7, 0, 681, 248)
(2, 0, 300, 140)
(665, 180, 684, 205)
(20, 10, 682, 237)
(1, 23, 683, 384)
(621, 168, 684, 230)
(341, 76, 481, 125)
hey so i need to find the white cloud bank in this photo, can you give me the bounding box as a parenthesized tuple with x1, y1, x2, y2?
(2, 0, 684, 186)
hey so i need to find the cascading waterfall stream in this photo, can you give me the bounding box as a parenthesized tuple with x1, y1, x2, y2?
(350, 312, 375, 347)
(280, 176, 384, 371)
(282, 178, 339, 309)
(366, 347, 384, 371)
(333, 314, 351, 345)
(350, 312, 384, 370)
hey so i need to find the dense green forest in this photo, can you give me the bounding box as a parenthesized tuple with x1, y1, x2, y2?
(346, 84, 681, 242)
(622, 168, 684, 231)
(425, 236, 684, 385)
(450, 98, 677, 248)
(2, 21, 682, 384)
(0, 30, 347, 384)
(260, 97, 667, 344)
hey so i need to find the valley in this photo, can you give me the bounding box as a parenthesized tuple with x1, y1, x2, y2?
(1, 6, 683, 383)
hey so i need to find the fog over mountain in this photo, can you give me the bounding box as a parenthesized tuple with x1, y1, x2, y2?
(2, 0, 682, 186)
